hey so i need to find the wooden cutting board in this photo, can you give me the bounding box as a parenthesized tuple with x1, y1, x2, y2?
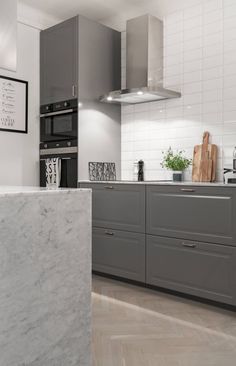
(192, 132, 218, 182)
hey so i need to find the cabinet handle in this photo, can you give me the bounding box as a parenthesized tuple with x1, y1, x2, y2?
(72, 85, 76, 97)
(104, 186, 114, 189)
(105, 230, 114, 236)
(181, 188, 195, 192)
(182, 242, 196, 248)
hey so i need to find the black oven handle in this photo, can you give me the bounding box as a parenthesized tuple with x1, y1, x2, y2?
(40, 109, 74, 118)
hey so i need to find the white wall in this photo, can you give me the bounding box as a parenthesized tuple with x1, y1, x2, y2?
(121, 0, 236, 182)
(0, 23, 40, 186)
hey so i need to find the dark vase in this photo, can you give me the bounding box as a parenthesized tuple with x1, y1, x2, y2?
(173, 171, 183, 182)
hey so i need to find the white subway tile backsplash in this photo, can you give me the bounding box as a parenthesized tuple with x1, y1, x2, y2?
(165, 43, 183, 56)
(165, 32, 183, 47)
(184, 4, 202, 19)
(166, 21, 183, 36)
(203, 54, 223, 69)
(203, 43, 223, 58)
(204, 0, 222, 13)
(184, 59, 202, 73)
(203, 89, 223, 103)
(165, 63, 183, 77)
(184, 82, 202, 95)
(202, 112, 223, 124)
(203, 20, 223, 35)
(224, 3, 236, 18)
(224, 38, 236, 53)
(224, 110, 236, 122)
(165, 11, 183, 26)
(203, 78, 223, 91)
(184, 93, 202, 106)
(224, 74, 236, 88)
(184, 48, 202, 62)
(224, 86, 236, 100)
(203, 32, 223, 46)
(184, 70, 202, 84)
(224, 98, 236, 112)
(121, 2, 236, 181)
(184, 16, 202, 30)
(203, 9, 222, 24)
(202, 66, 223, 80)
(203, 101, 223, 114)
(184, 26, 202, 41)
(164, 53, 183, 67)
(184, 104, 202, 116)
(184, 37, 202, 51)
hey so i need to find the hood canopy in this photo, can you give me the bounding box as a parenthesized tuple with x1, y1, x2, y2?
(100, 14, 181, 105)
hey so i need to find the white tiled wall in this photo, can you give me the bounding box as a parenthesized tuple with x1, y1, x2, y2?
(121, 0, 236, 181)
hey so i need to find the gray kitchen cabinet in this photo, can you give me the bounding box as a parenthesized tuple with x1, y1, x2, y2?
(146, 185, 236, 246)
(80, 183, 145, 233)
(93, 227, 145, 282)
(40, 17, 78, 104)
(146, 235, 236, 305)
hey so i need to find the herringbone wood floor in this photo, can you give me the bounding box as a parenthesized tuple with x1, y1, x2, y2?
(92, 275, 236, 366)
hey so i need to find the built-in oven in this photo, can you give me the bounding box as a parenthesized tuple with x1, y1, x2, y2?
(40, 99, 78, 143)
(40, 140, 78, 188)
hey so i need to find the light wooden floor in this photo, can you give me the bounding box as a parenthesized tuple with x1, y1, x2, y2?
(92, 275, 236, 366)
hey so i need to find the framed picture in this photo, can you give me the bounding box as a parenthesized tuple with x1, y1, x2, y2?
(0, 75, 28, 134)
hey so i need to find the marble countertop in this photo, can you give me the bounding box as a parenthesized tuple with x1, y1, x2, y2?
(0, 186, 90, 195)
(79, 180, 236, 187)
(0, 185, 91, 365)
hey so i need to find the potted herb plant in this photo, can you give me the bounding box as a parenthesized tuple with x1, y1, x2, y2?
(161, 147, 192, 182)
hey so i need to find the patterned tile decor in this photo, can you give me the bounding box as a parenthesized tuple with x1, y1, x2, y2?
(89, 162, 116, 181)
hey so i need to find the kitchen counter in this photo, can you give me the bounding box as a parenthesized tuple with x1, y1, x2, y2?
(0, 187, 91, 366)
(78, 180, 235, 187)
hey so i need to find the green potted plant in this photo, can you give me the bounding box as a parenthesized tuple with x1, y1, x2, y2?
(161, 147, 192, 182)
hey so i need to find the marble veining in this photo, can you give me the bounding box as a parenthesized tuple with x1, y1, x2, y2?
(0, 188, 92, 366)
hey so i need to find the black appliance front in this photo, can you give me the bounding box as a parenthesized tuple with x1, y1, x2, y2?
(40, 141, 78, 188)
(40, 99, 78, 143)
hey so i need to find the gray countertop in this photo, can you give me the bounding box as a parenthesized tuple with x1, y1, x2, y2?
(79, 180, 236, 187)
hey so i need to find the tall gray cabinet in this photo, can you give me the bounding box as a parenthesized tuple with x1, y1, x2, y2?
(40, 15, 121, 180)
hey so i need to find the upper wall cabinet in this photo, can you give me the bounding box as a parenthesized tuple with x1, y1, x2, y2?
(0, 0, 17, 71)
(40, 17, 78, 105)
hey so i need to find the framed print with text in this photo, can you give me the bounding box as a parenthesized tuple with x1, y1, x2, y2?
(0, 75, 28, 134)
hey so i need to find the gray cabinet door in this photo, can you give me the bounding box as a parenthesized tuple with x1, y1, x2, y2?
(146, 235, 236, 305)
(80, 183, 145, 233)
(146, 185, 236, 246)
(40, 17, 78, 104)
(93, 228, 145, 282)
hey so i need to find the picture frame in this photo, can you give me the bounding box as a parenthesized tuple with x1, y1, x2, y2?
(0, 75, 28, 134)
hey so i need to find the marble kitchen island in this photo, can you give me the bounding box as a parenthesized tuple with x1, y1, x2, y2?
(0, 187, 91, 366)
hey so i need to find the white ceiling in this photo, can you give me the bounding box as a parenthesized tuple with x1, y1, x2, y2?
(19, 0, 204, 30)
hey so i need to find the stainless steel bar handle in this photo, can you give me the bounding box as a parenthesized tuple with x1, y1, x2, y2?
(72, 85, 76, 97)
(182, 242, 196, 248)
(105, 230, 114, 236)
(40, 109, 74, 118)
(40, 157, 72, 161)
(104, 186, 114, 189)
(181, 188, 195, 192)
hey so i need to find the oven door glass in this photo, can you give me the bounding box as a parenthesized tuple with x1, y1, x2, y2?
(40, 111, 77, 142)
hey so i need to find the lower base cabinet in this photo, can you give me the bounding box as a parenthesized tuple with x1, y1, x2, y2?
(146, 235, 236, 305)
(93, 227, 145, 282)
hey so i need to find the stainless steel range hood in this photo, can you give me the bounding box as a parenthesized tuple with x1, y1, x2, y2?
(100, 14, 181, 104)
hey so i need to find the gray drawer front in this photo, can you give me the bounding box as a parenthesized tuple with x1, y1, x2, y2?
(81, 183, 145, 233)
(146, 235, 236, 305)
(93, 228, 145, 282)
(146, 185, 236, 245)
